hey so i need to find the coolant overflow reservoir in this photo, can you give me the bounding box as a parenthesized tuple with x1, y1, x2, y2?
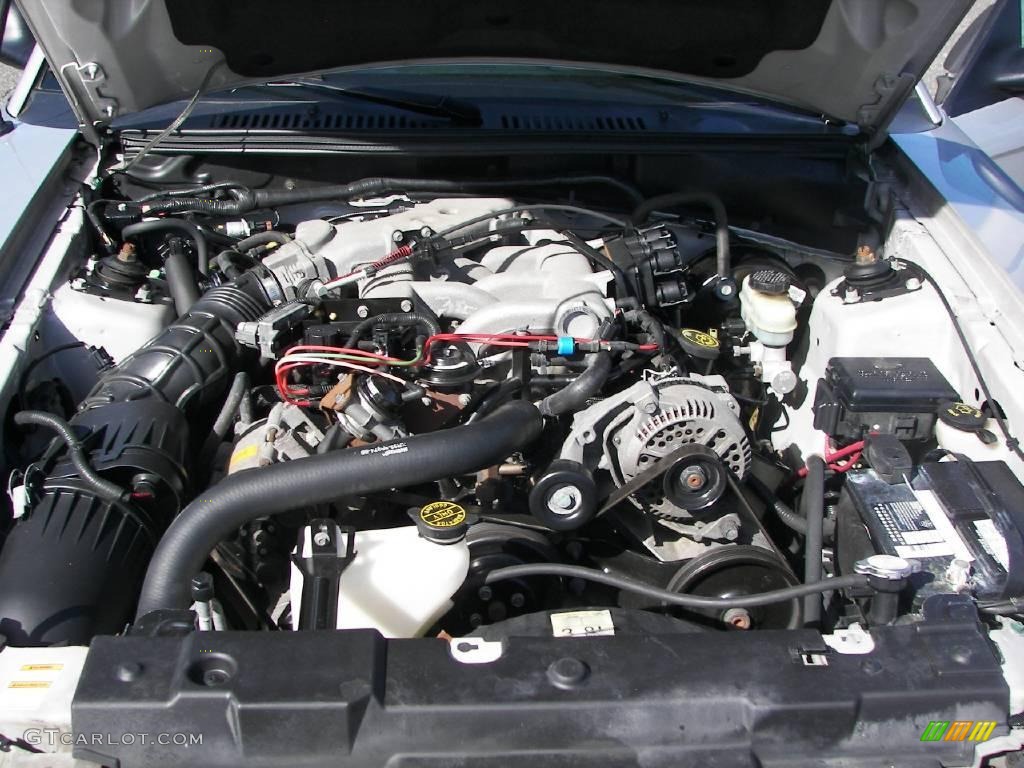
(739, 269, 798, 346)
(290, 519, 470, 637)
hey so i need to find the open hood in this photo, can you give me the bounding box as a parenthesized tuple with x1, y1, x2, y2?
(18, 0, 970, 137)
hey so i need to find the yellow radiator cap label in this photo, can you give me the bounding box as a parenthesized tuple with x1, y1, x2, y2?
(419, 501, 467, 528)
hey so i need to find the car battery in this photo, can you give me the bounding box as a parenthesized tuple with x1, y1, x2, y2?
(813, 357, 959, 441)
(837, 460, 1024, 605)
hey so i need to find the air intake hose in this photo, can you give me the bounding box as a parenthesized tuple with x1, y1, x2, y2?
(136, 400, 543, 619)
(0, 276, 270, 646)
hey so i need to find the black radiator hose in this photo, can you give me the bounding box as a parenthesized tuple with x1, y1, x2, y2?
(0, 276, 270, 646)
(136, 400, 543, 618)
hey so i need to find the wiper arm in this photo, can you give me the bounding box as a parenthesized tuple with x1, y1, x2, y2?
(263, 79, 483, 126)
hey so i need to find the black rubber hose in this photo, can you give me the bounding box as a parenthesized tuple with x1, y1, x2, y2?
(136, 400, 543, 617)
(345, 312, 441, 348)
(465, 378, 523, 424)
(199, 372, 249, 470)
(234, 230, 292, 252)
(802, 455, 826, 627)
(136, 181, 251, 203)
(747, 475, 835, 538)
(163, 242, 200, 316)
(485, 563, 868, 609)
(142, 176, 644, 216)
(538, 352, 612, 417)
(122, 219, 210, 276)
(13, 411, 127, 503)
(631, 192, 730, 280)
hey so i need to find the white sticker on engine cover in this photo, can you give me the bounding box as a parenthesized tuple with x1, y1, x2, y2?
(550, 609, 615, 637)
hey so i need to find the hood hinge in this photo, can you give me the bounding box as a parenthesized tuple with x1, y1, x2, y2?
(57, 61, 117, 146)
(858, 72, 917, 151)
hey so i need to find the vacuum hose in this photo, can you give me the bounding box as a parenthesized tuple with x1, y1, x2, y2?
(136, 400, 543, 618)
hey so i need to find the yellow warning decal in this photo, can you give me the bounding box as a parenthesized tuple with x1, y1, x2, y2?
(19, 664, 63, 672)
(8, 681, 52, 689)
(419, 501, 467, 528)
(680, 329, 719, 349)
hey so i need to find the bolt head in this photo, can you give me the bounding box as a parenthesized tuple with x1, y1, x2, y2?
(547, 486, 581, 514)
(642, 400, 658, 414)
(400, 299, 414, 312)
(356, 305, 370, 318)
(392, 230, 404, 243)
(680, 465, 707, 490)
(722, 608, 751, 630)
(905, 277, 922, 291)
(313, 530, 330, 547)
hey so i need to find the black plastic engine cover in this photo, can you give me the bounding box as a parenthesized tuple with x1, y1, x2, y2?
(73, 595, 1007, 767)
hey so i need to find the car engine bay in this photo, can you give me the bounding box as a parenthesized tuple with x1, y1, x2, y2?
(1, 152, 1023, 765)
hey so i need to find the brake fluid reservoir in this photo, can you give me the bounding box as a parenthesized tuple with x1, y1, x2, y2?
(739, 270, 798, 346)
(737, 270, 800, 395)
(290, 506, 470, 637)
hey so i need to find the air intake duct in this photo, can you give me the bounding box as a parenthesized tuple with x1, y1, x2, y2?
(0, 275, 270, 646)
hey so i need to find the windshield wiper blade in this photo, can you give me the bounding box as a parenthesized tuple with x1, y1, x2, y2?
(264, 79, 483, 126)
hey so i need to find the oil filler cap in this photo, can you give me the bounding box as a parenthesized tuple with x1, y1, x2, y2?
(677, 328, 721, 360)
(414, 501, 469, 544)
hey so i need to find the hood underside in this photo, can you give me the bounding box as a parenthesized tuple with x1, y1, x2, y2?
(17, 0, 969, 135)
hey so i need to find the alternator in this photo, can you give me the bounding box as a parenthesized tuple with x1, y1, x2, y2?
(559, 374, 750, 519)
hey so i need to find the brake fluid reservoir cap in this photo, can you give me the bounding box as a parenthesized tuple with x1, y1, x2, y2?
(748, 268, 791, 296)
(415, 501, 469, 544)
(677, 328, 721, 360)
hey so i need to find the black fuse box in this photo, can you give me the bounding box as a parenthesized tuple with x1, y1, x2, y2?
(836, 460, 1024, 605)
(813, 357, 959, 441)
